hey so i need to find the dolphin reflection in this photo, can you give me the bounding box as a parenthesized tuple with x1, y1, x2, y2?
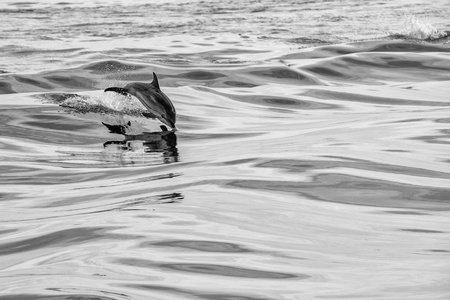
(104, 72, 176, 129)
(103, 123, 178, 164)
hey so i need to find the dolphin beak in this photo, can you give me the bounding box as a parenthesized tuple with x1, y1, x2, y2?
(104, 87, 129, 96)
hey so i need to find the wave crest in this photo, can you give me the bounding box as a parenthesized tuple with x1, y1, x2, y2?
(391, 15, 450, 41)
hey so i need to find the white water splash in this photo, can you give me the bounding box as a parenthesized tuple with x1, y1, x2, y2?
(61, 91, 146, 115)
(397, 15, 447, 40)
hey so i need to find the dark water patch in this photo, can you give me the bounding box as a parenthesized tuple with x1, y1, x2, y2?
(116, 258, 300, 279)
(223, 80, 259, 88)
(303, 66, 348, 79)
(0, 81, 15, 94)
(174, 71, 227, 80)
(256, 158, 450, 179)
(251, 6, 268, 13)
(8, 2, 38, 6)
(301, 53, 450, 83)
(125, 284, 273, 300)
(305, 89, 450, 106)
(161, 263, 300, 279)
(193, 42, 215, 46)
(24, 114, 92, 131)
(0, 229, 17, 235)
(366, 41, 450, 53)
(435, 118, 450, 124)
(0, 168, 108, 186)
(228, 174, 450, 210)
(221, 158, 258, 166)
(0, 227, 135, 255)
(0, 106, 101, 145)
(241, 95, 337, 110)
(340, 55, 450, 72)
(0, 7, 36, 13)
(249, 67, 320, 85)
(427, 249, 450, 253)
(13, 75, 53, 89)
(6, 46, 84, 56)
(199, 88, 338, 110)
(0, 192, 22, 201)
(70, 21, 133, 27)
(382, 210, 429, 215)
(400, 229, 444, 233)
(119, 47, 162, 53)
(84, 60, 146, 74)
(411, 129, 450, 145)
(32, 114, 69, 121)
(142, 240, 252, 253)
(386, 118, 426, 123)
(278, 41, 450, 61)
(0, 295, 119, 300)
(44, 75, 97, 89)
(384, 149, 410, 153)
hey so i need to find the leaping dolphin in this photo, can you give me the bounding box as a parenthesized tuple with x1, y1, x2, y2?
(104, 72, 176, 129)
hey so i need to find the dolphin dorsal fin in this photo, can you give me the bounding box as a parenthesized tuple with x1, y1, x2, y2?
(151, 72, 160, 90)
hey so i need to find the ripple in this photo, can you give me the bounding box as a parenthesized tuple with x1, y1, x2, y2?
(400, 229, 444, 233)
(249, 66, 321, 85)
(142, 240, 252, 253)
(305, 89, 450, 106)
(116, 258, 301, 279)
(228, 174, 450, 210)
(0, 81, 15, 94)
(175, 70, 227, 80)
(124, 284, 275, 300)
(239, 95, 339, 110)
(0, 227, 136, 255)
(13, 75, 53, 89)
(44, 75, 97, 89)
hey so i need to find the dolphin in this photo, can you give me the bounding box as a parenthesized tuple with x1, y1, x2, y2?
(104, 72, 176, 129)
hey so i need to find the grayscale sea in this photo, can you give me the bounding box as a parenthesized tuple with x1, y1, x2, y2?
(1, 0, 449, 299)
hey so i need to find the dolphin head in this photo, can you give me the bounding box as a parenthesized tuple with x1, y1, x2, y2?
(105, 73, 176, 129)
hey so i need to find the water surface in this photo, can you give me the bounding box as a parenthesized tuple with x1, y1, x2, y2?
(1, 1, 450, 299)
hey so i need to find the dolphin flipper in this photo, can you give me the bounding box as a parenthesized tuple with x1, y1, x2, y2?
(104, 87, 129, 96)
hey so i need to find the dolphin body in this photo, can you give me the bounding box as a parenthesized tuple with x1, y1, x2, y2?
(104, 73, 176, 129)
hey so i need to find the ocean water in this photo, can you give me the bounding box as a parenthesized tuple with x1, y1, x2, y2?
(1, 0, 450, 299)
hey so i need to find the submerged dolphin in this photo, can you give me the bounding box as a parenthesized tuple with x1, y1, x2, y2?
(104, 72, 176, 129)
